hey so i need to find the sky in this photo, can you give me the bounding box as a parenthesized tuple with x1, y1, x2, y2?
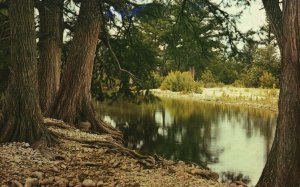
(227, 1, 267, 32)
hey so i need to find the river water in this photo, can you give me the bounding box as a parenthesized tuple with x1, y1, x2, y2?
(94, 98, 276, 186)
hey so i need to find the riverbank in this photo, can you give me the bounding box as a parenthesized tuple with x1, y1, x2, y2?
(0, 118, 247, 187)
(151, 87, 279, 112)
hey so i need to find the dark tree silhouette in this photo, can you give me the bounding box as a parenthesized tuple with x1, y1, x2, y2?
(0, 0, 55, 144)
(37, 0, 63, 114)
(49, 1, 121, 138)
(257, 0, 300, 186)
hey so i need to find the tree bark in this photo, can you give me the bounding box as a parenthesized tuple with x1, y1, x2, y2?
(256, 1, 300, 186)
(38, 0, 63, 114)
(0, 0, 54, 144)
(49, 1, 121, 138)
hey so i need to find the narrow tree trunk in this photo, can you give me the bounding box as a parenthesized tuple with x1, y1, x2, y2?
(49, 1, 121, 138)
(38, 0, 63, 114)
(256, 1, 300, 186)
(0, 0, 55, 144)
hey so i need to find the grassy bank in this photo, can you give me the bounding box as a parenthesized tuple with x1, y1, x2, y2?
(151, 87, 279, 112)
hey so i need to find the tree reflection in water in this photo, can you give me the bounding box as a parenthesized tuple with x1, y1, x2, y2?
(220, 171, 251, 184)
(94, 98, 276, 186)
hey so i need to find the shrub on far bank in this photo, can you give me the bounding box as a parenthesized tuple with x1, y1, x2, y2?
(199, 69, 224, 88)
(201, 69, 217, 83)
(259, 71, 278, 88)
(160, 71, 202, 93)
(231, 80, 245, 87)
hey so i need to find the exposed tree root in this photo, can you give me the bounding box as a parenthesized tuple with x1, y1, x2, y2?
(0, 116, 58, 147)
(87, 114, 123, 143)
(51, 129, 157, 168)
(44, 118, 73, 130)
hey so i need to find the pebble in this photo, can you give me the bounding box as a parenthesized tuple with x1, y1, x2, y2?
(24, 177, 38, 187)
(11, 181, 23, 187)
(52, 166, 59, 172)
(82, 179, 96, 187)
(69, 180, 76, 187)
(31, 171, 43, 179)
(96, 181, 104, 187)
(53, 178, 69, 186)
(39, 178, 54, 185)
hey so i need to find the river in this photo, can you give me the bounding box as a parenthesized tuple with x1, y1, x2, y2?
(94, 97, 276, 186)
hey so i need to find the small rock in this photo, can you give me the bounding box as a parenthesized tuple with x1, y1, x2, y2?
(69, 180, 76, 187)
(113, 161, 120, 168)
(168, 167, 176, 174)
(132, 182, 140, 187)
(235, 181, 247, 186)
(53, 178, 69, 186)
(0, 185, 9, 187)
(39, 178, 54, 185)
(24, 143, 30, 147)
(96, 181, 104, 187)
(12, 181, 23, 187)
(31, 171, 44, 179)
(79, 122, 91, 132)
(61, 164, 67, 169)
(52, 166, 59, 172)
(82, 179, 96, 187)
(24, 178, 38, 187)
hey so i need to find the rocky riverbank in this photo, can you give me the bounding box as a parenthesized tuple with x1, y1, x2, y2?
(0, 118, 248, 187)
(151, 88, 278, 112)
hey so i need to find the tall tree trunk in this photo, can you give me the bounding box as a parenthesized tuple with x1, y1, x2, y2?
(0, 0, 55, 144)
(38, 0, 63, 114)
(49, 1, 121, 138)
(256, 1, 300, 186)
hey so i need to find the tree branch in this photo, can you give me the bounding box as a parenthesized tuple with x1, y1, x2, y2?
(261, 0, 283, 50)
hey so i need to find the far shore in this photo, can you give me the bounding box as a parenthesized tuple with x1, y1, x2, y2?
(151, 87, 279, 112)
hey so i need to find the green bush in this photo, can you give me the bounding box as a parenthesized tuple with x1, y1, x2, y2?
(232, 80, 245, 87)
(160, 71, 202, 93)
(259, 71, 278, 88)
(200, 69, 223, 88)
(201, 69, 217, 83)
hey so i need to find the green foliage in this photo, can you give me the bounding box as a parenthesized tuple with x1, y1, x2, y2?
(259, 71, 278, 88)
(231, 80, 245, 87)
(240, 45, 280, 88)
(160, 71, 202, 93)
(149, 72, 163, 89)
(200, 69, 217, 84)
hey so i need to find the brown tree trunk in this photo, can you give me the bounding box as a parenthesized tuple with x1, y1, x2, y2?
(49, 1, 121, 138)
(38, 0, 63, 114)
(256, 1, 300, 186)
(0, 0, 55, 144)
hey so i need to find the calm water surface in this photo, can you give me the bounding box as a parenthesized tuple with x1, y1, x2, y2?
(95, 98, 276, 186)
